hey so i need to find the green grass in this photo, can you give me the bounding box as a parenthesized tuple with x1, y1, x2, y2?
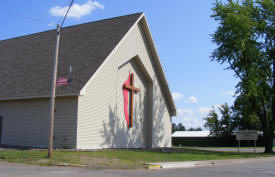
(0, 148, 274, 169)
(0, 150, 82, 166)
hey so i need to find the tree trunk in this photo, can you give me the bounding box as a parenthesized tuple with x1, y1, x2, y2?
(264, 49, 275, 153)
(268, 49, 275, 153)
(264, 131, 274, 153)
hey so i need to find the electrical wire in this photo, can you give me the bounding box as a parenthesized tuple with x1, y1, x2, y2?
(0, 8, 51, 25)
(60, 0, 74, 28)
(0, 0, 74, 28)
(57, 0, 73, 25)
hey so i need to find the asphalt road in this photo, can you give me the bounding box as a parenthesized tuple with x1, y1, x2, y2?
(1, 159, 275, 177)
(191, 147, 274, 153)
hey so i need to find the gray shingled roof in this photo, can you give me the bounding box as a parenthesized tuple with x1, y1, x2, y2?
(0, 13, 142, 99)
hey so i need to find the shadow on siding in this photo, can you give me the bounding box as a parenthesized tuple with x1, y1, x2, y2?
(151, 78, 170, 147)
(100, 79, 168, 148)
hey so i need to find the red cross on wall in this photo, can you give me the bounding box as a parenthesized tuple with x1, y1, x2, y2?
(123, 73, 141, 127)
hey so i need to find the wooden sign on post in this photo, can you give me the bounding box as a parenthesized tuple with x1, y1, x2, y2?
(236, 130, 258, 153)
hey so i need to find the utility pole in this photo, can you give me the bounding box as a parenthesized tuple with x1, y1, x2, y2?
(48, 24, 61, 158)
(48, 0, 74, 158)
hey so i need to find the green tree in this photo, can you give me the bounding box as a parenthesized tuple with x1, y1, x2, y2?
(204, 103, 237, 136)
(177, 123, 186, 131)
(172, 123, 178, 133)
(195, 127, 203, 131)
(211, 0, 275, 153)
(219, 103, 235, 136)
(172, 123, 186, 133)
(232, 94, 261, 130)
(204, 109, 220, 136)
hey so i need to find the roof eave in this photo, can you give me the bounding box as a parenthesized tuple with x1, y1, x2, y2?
(0, 93, 79, 101)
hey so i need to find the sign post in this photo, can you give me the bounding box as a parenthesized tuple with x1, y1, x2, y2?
(236, 130, 258, 153)
(254, 140, 256, 153)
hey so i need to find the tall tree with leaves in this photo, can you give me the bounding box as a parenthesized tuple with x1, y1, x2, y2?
(219, 103, 235, 136)
(204, 108, 220, 136)
(172, 123, 186, 133)
(177, 123, 186, 131)
(233, 94, 261, 130)
(172, 123, 178, 133)
(204, 103, 236, 136)
(211, 0, 275, 153)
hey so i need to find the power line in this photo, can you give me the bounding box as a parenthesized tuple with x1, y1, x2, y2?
(58, 0, 72, 25)
(0, 0, 74, 28)
(0, 8, 51, 25)
(60, 0, 74, 28)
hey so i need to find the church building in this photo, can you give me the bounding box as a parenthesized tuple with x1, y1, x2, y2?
(0, 13, 176, 149)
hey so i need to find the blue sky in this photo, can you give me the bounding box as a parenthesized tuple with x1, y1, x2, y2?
(0, 0, 238, 129)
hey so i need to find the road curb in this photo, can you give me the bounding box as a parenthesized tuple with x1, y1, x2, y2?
(57, 163, 86, 167)
(148, 156, 275, 169)
(149, 162, 196, 169)
(147, 165, 162, 170)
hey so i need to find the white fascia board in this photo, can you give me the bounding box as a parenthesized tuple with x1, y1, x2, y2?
(139, 15, 177, 116)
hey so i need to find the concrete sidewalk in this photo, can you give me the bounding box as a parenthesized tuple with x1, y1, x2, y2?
(149, 156, 275, 169)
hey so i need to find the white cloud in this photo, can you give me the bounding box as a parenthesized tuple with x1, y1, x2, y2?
(177, 109, 194, 116)
(176, 103, 222, 128)
(49, 0, 104, 19)
(173, 108, 204, 129)
(176, 109, 183, 115)
(181, 116, 205, 129)
(182, 109, 194, 116)
(48, 21, 56, 27)
(198, 107, 211, 116)
(221, 91, 234, 95)
(213, 104, 221, 109)
(188, 96, 197, 103)
(174, 104, 224, 129)
(172, 92, 183, 100)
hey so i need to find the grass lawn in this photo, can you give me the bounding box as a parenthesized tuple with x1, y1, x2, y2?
(0, 148, 274, 169)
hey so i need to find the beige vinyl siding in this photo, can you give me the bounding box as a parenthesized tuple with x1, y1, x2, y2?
(77, 49, 117, 149)
(77, 59, 149, 149)
(114, 60, 149, 148)
(77, 20, 171, 149)
(0, 97, 77, 148)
